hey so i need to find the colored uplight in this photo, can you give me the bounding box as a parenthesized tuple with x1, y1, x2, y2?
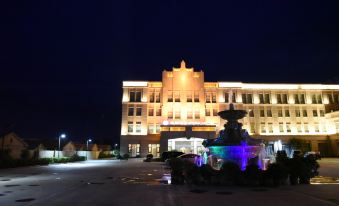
(207, 145, 262, 170)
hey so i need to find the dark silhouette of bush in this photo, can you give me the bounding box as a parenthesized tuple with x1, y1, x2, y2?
(265, 163, 288, 186)
(199, 164, 215, 184)
(169, 158, 185, 184)
(183, 161, 203, 185)
(244, 164, 262, 186)
(219, 162, 242, 185)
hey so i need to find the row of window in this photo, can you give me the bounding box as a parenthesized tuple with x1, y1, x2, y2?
(250, 108, 325, 118)
(128, 89, 339, 104)
(127, 121, 141, 133)
(254, 122, 326, 134)
(168, 91, 200, 102)
(128, 144, 160, 157)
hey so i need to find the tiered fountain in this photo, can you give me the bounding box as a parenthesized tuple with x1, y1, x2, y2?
(203, 104, 265, 170)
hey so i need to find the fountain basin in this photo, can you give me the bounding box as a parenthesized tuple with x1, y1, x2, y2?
(205, 146, 262, 170)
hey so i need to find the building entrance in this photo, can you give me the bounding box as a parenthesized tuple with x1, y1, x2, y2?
(167, 137, 205, 155)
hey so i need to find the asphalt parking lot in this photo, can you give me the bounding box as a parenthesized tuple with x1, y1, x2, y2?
(0, 158, 339, 206)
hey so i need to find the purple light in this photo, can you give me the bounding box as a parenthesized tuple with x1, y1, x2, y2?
(207, 145, 262, 170)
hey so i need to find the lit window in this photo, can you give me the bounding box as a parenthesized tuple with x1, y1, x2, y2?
(268, 123, 273, 133)
(155, 91, 161, 103)
(315, 124, 320, 132)
(320, 110, 325, 117)
(242, 93, 253, 104)
(297, 123, 302, 132)
(168, 91, 173, 102)
(128, 121, 133, 133)
(250, 123, 255, 133)
(174, 110, 180, 119)
(264, 93, 270, 104)
(128, 144, 140, 156)
(168, 110, 173, 119)
(205, 92, 211, 103)
(294, 94, 305, 104)
(277, 94, 282, 104)
(128, 107, 134, 116)
(232, 92, 236, 103)
(194, 91, 199, 102)
(149, 90, 155, 102)
(205, 108, 210, 116)
(174, 91, 180, 102)
(212, 109, 218, 116)
(155, 124, 160, 133)
(295, 109, 301, 117)
(286, 123, 291, 132)
(194, 110, 200, 119)
(148, 124, 154, 134)
(302, 109, 307, 117)
(259, 93, 264, 104)
(267, 109, 272, 117)
(249, 110, 254, 117)
(156, 107, 161, 116)
(187, 109, 193, 119)
(260, 123, 266, 133)
(304, 123, 309, 133)
(129, 89, 142, 102)
(148, 108, 154, 116)
(136, 122, 141, 133)
(279, 122, 284, 132)
(278, 109, 283, 117)
(212, 92, 216, 103)
(260, 110, 265, 117)
(224, 92, 229, 103)
(187, 91, 192, 102)
(282, 94, 288, 104)
(136, 107, 142, 116)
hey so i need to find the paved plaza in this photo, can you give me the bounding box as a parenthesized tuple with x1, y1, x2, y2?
(0, 158, 339, 206)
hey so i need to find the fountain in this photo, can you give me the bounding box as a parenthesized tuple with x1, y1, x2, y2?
(202, 104, 265, 170)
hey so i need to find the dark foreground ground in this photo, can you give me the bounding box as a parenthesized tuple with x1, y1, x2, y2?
(0, 158, 339, 206)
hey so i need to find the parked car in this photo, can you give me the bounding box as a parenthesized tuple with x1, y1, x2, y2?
(161, 151, 184, 161)
(291, 150, 303, 158)
(177, 153, 203, 166)
(304, 151, 321, 160)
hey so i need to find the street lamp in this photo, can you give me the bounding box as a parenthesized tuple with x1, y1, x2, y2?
(86, 139, 92, 160)
(58, 133, 66, 158)
(86, 139, 92, 151)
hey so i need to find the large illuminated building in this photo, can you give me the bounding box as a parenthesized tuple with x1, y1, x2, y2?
(120, 61, 339, 157)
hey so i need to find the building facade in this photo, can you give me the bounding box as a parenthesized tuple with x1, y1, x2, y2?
(120, 61, 339, 157)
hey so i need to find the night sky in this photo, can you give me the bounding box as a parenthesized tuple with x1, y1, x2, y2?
(1, 1, 339, 145)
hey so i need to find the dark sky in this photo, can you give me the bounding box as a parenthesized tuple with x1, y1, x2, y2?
(1, 1, 339, 144)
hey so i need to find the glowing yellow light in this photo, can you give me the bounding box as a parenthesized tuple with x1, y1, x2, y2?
(123, 81, 148, 87)
(192, 127, 216, 131)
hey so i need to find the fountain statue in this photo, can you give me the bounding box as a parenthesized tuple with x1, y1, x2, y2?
(202, 104, 265, 170)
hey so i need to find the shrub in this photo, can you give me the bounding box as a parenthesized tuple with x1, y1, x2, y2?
(98, 152, 113, 159)
(183, 161, 203, 185)
(146, 153, 153, 159)
(135, 154, 141, 158)
(70, 154, 86, 162)
(244, 164, 262, 186)
(219, 162, 242, 185)
(123, 154, 130, 160)
(169, 158, 185, 184)
(265, 163, 288, 187)
(276, 150, 288, 165)
(199, 164, 215, 184)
